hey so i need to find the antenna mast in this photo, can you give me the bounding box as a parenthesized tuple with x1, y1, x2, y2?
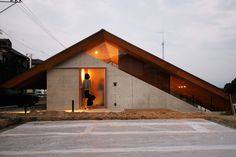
(161, 32, 164, 60)
(157, 31, 165, 60)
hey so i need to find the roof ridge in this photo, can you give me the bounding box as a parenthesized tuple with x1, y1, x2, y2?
(0, 29, 228, 100)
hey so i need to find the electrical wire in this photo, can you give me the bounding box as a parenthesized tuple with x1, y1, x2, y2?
(0, 0, 65, 58)
(0, 2, 16, 14)
(0, 0, 21, 3)
(0, 27, 50, 57)
(17, 1, 66, 48)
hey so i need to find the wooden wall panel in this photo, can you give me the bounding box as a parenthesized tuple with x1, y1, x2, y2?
(119, 54, 170, 93)
(170, 76, 230, 111)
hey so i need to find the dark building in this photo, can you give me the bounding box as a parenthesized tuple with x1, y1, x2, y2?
(0, 39, 29, 84)
(32, 59, 43, 67)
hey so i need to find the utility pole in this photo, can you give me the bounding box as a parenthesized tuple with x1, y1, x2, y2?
(0, 0, 22, 14)
(26, 53, 32, 68)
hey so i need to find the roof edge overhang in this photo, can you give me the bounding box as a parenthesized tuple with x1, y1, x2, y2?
(0, 29, 106, 89)
(101, 31, 228, 99)
(0, 29, 229, 100)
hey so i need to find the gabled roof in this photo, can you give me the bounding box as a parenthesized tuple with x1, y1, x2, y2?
(0, 29, 227, 99)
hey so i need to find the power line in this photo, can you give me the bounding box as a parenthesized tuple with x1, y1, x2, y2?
(0, 0, 21, 3)
(17, 1, 66, 48)
(0, 27, 50, 57)
(0, 3, 16, 14)
(19, 2, 66, 48)
(0, 0, 21, 14)
(2, 30, 50, 56)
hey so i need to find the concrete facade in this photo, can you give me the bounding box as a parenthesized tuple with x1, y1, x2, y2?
(47, 53, 198, 112)
(47, 69, 79, 111)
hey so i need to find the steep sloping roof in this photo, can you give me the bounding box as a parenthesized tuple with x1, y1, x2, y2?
(0, 29, 227, 99)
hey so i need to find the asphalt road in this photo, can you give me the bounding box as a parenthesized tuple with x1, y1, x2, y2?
(0, 119, 236, 157)
(0, 104, 46, 113)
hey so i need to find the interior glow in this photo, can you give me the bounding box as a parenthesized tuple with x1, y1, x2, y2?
(64, 110, 86, 113)
(87, 41, 119, 65)
(81, 68, 85, 82)
(80, 68, 105, 107)
(178, 85, 187, 89)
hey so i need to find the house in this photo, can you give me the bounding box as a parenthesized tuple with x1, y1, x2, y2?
(0, 39, 29, 84)
(0, 30, 230, 112)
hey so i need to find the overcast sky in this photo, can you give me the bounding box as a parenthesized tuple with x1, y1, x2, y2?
(0, 0, 235, 88)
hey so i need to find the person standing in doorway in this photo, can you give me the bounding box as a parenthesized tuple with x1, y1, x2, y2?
(83, 73, 95, 109)
(84, 73, 91, 99)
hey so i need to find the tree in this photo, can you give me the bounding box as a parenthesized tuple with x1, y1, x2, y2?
(224, 78, 236, 95)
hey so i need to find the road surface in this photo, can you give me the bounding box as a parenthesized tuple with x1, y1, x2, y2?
(0, 119, 236, 157)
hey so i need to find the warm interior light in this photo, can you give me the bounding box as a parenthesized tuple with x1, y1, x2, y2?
(80, 68, 105, 106)
(87, 42, 119, 65)
(64, 110, 87, 113)
(81, 68, 85, 82)
(178, 85, 187, 89)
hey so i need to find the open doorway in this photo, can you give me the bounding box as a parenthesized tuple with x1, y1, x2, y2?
(79, 68, 106, 109)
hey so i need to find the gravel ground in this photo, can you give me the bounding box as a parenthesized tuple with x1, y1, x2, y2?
(0, 109, 235, 130)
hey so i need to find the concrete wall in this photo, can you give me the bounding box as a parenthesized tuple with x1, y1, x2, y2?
(47, 52, 198, 112)
(47, 69, 79, 111)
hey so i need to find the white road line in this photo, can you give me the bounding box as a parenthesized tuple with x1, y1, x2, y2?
(141, 125, 160, 130)
(91, 131, 203, 135)
(1, 130, 235, 137)
(80, 125, 94, 136)
(18, 122, 219, 128)
(187, 123, 209, 133)
(1, 145, 236, 155)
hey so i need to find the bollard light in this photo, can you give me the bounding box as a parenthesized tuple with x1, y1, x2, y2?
(24, 104, 28, 114)
(72, 100, 74, 112)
